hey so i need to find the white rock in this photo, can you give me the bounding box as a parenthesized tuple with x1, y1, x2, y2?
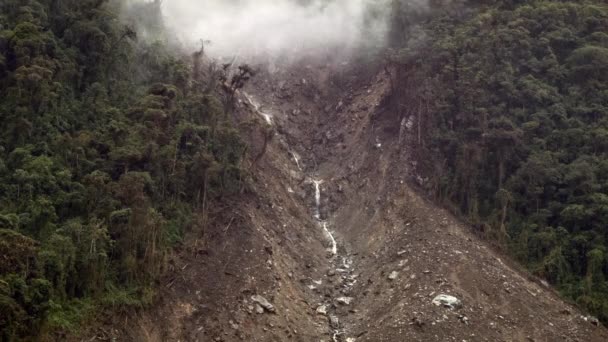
(316, 305, 328, 315)
(336, 297, 354, 305)
(432, 294, 462, 309)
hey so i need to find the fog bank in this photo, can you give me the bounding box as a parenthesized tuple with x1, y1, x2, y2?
(160, 0, 391, 60)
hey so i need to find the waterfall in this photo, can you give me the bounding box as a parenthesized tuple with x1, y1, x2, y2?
(312, 179, 337, 256)
(313, 179, 322, 220)
(323, 222, 338, 255)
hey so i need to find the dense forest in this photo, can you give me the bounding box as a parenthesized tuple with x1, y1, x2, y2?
(0, 0, 246, 339)
(390, 0, 608, 323)
(3, 0, 608, 339)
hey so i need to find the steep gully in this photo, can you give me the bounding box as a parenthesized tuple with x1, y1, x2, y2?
(123, 61, 608, 342)
(244, 84, 355, 341)
(233, 60, 608, 341)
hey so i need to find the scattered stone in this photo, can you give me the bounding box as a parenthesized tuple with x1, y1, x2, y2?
(316, 305, 328, 315)
(583, 316, 600, 326)
(458, 314, 469, 324)
(251, 295, 275, 313)
(388, 271, 399, 280)
(432, 294, 462, 309)
(329, 315, 340, 329)
(337, 297, 354, 305)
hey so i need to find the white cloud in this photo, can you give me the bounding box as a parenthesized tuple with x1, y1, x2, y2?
(160, 0, 390, 60)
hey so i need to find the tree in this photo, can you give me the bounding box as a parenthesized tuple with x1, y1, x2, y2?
(392, 0, 608, 323)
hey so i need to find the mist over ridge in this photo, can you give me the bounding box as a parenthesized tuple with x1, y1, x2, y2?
(159, 0, 393, 60)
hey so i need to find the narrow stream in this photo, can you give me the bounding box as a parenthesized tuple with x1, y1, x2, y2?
(312, 179, 338, 256)
(310, 178, 358, 342)
(243, 91, 355, 341)
(242, 91, 273, 124)
(290, 151, 302, 171)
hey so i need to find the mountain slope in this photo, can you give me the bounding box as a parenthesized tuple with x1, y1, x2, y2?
(115, 59, 608, 342)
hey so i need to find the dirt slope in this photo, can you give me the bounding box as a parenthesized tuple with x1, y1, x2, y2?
(108, 59, 608, 342)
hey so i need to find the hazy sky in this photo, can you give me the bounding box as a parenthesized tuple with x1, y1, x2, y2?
(161, 0, 390, 59)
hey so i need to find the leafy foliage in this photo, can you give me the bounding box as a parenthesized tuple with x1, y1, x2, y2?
(0, 0, 245, 339)
(391, 0, 608, 323)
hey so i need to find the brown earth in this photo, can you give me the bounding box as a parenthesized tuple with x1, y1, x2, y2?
(92, 59, 608, 342)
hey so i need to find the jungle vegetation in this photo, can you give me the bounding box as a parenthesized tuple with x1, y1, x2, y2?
(3, 0, 608, 339)
(0, 0, 246, 339)
(390, 0, 608, 323)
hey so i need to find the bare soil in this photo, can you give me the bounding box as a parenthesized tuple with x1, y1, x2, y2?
(92, 59, 608, 342)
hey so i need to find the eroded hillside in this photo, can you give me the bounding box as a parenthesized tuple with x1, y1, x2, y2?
(4, 1, 608, 341)
(111, 60, 608, 342)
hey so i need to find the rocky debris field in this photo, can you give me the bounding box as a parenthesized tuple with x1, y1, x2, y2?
(112, 59, 608, 342)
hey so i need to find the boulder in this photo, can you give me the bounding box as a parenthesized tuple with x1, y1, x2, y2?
(432, 294, 462, 309)
(251, 295, 275, 313)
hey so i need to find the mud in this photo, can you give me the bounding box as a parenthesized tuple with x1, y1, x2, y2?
(93, 59, 608, 342)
